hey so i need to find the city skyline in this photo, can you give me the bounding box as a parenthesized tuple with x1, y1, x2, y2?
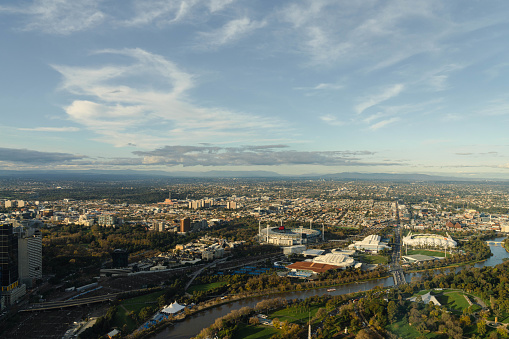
(2, 1, 509, 178)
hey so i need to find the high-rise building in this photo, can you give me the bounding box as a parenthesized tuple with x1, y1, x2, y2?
(98, 215, 117, 227)
(189, 199, 213, 209)
(0, 223, 26, 307)
(17, 228, 42, 287)
(227, 201, 238, 209)
(180, 218, 191, 233)
(0, 224, 19, 291)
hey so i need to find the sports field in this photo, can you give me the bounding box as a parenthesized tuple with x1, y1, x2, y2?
(406, 249, 445, 257)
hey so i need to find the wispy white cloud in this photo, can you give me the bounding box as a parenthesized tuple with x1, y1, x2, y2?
(368, 117, 399, 130)
(53, 48, 286, 148)
(421, 139, 451, 145)
(485, 62, 509, 79)
(0, 0, 105, 35)
(295, 82, 345, 91)
(410, 64, 465, 92)
(320, 114, 344, 126)
(197, 17, 266, 48)
(18, 127, 80, 132)
(209, 0, 235, 13)
(279, 1, 440, 67)
(294, 82, 344, 95)
(355, 84, 404, 114)
(277, 0, 509, 75)
(0, 0, 237, 34)
(440, 113, 462, 122)
(312, 83, 343, 90)
(363, 113, 383, 124)
(455, 151, 500, 157)
(120, 0, 200, 27)
(478, 99, 509, 116)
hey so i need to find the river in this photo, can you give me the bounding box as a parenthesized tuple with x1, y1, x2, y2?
(154, 237, 508, 339)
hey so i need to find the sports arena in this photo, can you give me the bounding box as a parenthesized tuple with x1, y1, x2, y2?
(259, 226, 322, 246)
(402, 232, 457, 249)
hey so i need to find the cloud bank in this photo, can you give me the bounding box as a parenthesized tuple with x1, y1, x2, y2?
(131, 145, 393, 167)
(0, 147, 85, 164)
(53, 48, 284, 148)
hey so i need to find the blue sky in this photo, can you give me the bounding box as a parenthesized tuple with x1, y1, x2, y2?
(2, 0, 509, 178)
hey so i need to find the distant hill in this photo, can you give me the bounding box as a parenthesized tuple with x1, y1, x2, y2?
(304, 172, 463, 181)
(0, 169, 283, 179)
(0, 169, 502, 182)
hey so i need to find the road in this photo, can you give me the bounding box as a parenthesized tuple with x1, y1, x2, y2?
(184, 257, 228, 291)
(390, 203, 406, 286)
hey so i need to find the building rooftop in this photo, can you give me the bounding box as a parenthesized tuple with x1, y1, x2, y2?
(286, 261, 339, 274)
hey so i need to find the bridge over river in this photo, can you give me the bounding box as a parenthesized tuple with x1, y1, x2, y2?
(391, 269, 406, 286)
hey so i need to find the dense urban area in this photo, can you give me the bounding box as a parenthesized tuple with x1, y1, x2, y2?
(1, 176, 509, 339)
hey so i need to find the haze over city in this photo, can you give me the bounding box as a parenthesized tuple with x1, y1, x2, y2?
(2, 1, 509, 178)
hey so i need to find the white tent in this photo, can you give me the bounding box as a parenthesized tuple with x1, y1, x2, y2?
(409, 291, 441, 306)
(161, 301, 185, 315)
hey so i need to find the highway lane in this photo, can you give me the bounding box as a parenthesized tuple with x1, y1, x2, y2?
(390, 204, 406, 286)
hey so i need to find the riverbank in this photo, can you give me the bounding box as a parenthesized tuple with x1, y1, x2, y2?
(137, 262, 477, 337)
(130, 272, 392, 338)
(149, 237, 509, 338)
(404, 258, 488, 274)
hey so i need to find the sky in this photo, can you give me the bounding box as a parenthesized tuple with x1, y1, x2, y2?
(2, 0, 509, 178)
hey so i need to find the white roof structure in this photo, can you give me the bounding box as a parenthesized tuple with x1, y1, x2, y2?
(348, 234, 391, 253)
(409, 291, 441, 306)
(302, 249, 325, 257)
(161, 302, 185, 315)
(107, 329, 120, 338)
(331, 249, 356, 256)
(403, 232, 457, 249)
(311, 253, 355, 268)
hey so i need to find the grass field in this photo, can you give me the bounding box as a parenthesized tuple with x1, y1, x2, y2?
(414, 289, 432, 296)
(269, 305, 322, 326)
(188, 281, 227, 293)
(112, 291, 165, 332)
(435, 292, 470, 313)
(498, 313, 509, 323)
(410, 290, 480, 314)
(358, 253, 389, 265)
(235, 323, 280, 339)
(237, 302, 325, 337)
(387, 319, 423, 339)
(406, 250, 446, 257)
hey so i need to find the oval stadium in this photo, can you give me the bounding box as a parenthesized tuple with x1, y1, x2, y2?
(258, 227, 322, 246)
